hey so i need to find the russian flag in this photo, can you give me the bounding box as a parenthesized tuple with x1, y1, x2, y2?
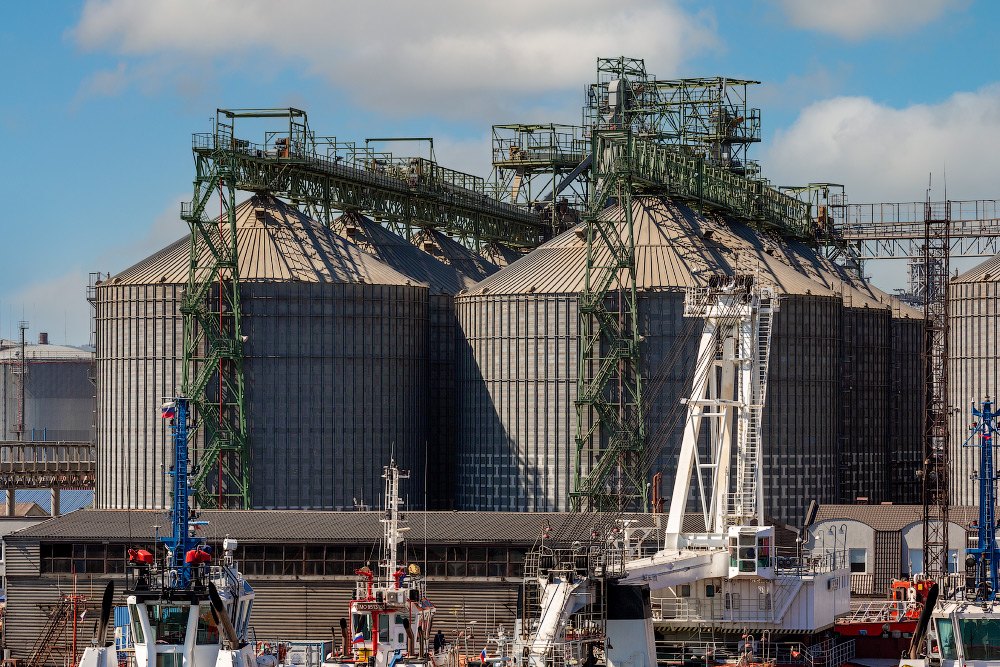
(352, 632, 365, 645)
(480, 648, 487, 663)
(161, 401, 176, 419)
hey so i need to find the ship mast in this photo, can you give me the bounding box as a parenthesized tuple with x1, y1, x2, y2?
(380, 462, 410, 579)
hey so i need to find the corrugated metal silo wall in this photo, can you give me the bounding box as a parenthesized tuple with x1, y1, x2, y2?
(455, 294, 580, 511)
(949, 279, 1000, 506)
(428, 294, 457, 509)
(637, 291, 699, 509)
(760, 296, 842, 526)
(889, 316, 924, 504)
(243, 282, 428, 510)
(838, 307, 891, 505)
(95, 283, 192, 509)
(456, 291, 848, 524)
(0, 361, 93, 442)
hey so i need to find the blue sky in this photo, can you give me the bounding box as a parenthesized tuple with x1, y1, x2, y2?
(2, 0, 998, 345)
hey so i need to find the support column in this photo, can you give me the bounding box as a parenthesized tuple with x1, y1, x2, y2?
(5, 489, 14, 517)
(50, 487, 61, 516)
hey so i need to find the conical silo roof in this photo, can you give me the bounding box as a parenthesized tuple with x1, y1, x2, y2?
(954, 251, 1000, 283)
(336, 213, 480, 294)
(718, 217, 922, 317)
(411, 229, 500, 282)
(481, 243, 526, 268)
(106, 194, 423, 288)
(462, 197, 838, 298)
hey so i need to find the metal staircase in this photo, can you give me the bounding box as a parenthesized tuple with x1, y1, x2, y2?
(732, 289, 776, 524)
(26, 597, 76, 667)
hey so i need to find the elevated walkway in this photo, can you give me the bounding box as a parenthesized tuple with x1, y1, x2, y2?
(0, 441, 95, 488)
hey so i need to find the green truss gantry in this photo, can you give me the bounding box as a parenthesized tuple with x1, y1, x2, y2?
(571, 58, 818, 511)
(179, 109, 549, 507)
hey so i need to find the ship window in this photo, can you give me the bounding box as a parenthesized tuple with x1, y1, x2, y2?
(197, 605, 220, 645)
(936, 618, 957, 660)
(147, 605, 189, 645)
(378, 613, 390, 642)
(849, 549, 866, 573)
(706, 585, 715, 598)
(353, 613, 373, 640)
(679, 585, 691, 598)
(129, 604, 145, 645)
(958, 618, 1000, 660)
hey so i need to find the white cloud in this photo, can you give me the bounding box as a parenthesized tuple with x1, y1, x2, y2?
(70, 0, 719, 119)
(774, 0, 968, 40)
(761, 84, 1000, 202)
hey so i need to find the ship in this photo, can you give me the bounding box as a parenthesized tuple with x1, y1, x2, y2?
(321, 463, 454, 667)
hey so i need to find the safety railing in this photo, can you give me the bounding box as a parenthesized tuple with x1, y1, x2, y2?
(0, 441, 95, 472)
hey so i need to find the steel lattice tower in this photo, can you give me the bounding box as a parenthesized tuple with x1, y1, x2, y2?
(921, 200, 950, 586)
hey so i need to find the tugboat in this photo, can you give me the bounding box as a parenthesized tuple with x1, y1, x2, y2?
(322, 463, 454, 667)
(901, 398, 1000, 667)
(78, 396, 259, 667)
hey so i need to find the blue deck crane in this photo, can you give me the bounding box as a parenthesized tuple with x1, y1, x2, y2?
(965, 397, 1000, 601)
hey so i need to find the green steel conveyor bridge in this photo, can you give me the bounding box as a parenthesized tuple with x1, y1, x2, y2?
(179, 104, 826, 509)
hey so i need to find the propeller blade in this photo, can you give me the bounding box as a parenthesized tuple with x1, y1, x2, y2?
(93, 581, 114, 646)
(209, 581, 243, 649)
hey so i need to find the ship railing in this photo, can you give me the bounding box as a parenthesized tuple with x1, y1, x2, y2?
(841, 599, 918, 624)
(524, 545, 606, 581)
(655, 639, 816, 667)
(773, 547, 848, 576)
(807, 639, 854, 667)
(653, 597, 780, 624)
(525, 637, 593, 667)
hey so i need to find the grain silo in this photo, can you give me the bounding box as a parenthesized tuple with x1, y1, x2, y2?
(0, 339, 93, 442)
(722, 221, 924, 505)
(337, 213, 487, 509)
(455, 197, 845, 525)
(95, 194, 429, 510)
(949, 253, 1000, 505)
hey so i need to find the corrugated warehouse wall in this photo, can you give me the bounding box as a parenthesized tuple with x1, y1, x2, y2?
(0, 344, 94, 442)
(96, 195, 430, 510)
(338, 215, 500, 509)
(949, 253, 1000, 506)
(455, 197, 851, 525)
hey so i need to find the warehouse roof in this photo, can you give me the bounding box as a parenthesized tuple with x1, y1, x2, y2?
(813, 505, 980, 533)
(8, 509, 652, 544)
(0, 344, 92, 361)
(103, 195, 423, 288)
(9, 509, 799, 545)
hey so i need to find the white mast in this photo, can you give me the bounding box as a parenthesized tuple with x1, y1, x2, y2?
(664, 274, 777, 548)
(380, 462, 410, 577)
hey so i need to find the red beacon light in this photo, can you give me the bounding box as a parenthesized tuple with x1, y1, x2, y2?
(185, 546, 212, 564)
(128, 549, 155, 564)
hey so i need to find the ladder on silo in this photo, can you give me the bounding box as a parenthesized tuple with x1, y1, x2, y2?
(734, 289, 776, 523)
